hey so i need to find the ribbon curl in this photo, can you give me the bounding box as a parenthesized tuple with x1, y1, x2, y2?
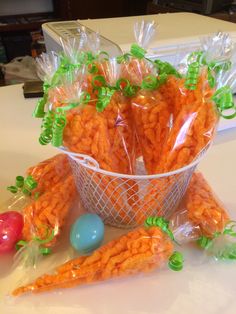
(7, 175, 38, 197)
(212, 86, 236, 119)
(197, 221, 236, 260)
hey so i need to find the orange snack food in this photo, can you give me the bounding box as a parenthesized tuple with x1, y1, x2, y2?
(26, 154, 72, 195)
(22, 174, 77, 246)
(156, 71, 218, 173)
(185, 172, 229, 237)
(131, 89, 170, 175)
(13, 225, 173, 296)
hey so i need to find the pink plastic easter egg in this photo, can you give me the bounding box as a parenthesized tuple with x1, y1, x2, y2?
(0, 211, 24, 253)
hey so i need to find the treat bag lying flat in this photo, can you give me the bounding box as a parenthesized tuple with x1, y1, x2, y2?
(13, 154, 77, 263)
(12, 218, 181, 297)
(170, 171, 236, 261)
(170, 171, 230, 243)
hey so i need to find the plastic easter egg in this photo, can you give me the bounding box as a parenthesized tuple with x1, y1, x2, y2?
(0, 211, 24, 254)
(70, 213, 104, 254)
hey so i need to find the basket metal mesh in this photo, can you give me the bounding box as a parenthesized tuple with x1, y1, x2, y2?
(66, 150, 203, 228)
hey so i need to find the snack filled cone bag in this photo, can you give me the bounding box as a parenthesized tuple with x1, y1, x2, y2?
(12, 217, 184, 296)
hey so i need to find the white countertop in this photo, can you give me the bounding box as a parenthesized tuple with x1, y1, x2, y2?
(0, 84, 236, 314)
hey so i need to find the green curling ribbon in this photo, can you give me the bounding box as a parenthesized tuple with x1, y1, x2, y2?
(212, 86, 236, 119)
(33, 95, 47, 118)
(51, 113, 66, 147)
(197, 235, 213, 250)
(116, 78, 138, 97)
(24, 175, 38, 191)
(15, 240, 28, 251)
(39, 111, 54, 146)
(130, 43, 146, 59)
(168, 251, 184, 271)
(116, 53, 131, 64)
(86, 51, 96, 63)
(154, 59, 182, 78)
(7, 175, 38, 196)
(96, 86, 115, 112)
(39, 129, 53, 145)
(141, 75, 158, 90)
(81, 92, 91, 104)
(197, 221, 236, 260)
(15, 228, 54, 256)
(88, 63, 98, 74)
(97, 51, 109, 60)
(15, 176, 24, 188)
(33, 82, 51, 118)
(223, 221, 236, 237)
(145, 216, 175, 242)
(141, 74, 167, 90)
(207, 68, 216, 89)
(185, 61, 200, 90)
(92, 75, 107, 90)
(7, 186, 18, 194)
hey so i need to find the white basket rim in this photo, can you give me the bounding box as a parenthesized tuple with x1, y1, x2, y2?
(58, 145, 208, 179)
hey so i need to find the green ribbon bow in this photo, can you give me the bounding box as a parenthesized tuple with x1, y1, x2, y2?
(116, 78, 138, 97)
(184, 52, 203, 90)
(39, 111, 67, 147)
(7, 175, 38, 198)
(212, 86, 236, 119)
(117, 43, 146, 64)
(197, 221, 236, 260)
(154, 60, 182, 78)
(16, 227, 55, 256)
(141, 74, 167, 90)
(145, 216, 184, 271)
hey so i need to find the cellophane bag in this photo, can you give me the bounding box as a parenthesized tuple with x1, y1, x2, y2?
(170, 171, 236, 261)
(156, 32, 236, 174)
(170, 171, 230, 243)
(11, 217, 184, 297)
(1, 155, 78, 270)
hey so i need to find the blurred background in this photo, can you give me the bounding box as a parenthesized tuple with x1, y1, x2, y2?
(0, 0, 236, 85)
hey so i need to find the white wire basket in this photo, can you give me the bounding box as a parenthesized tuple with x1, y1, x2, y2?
(61, 147, 207, 228)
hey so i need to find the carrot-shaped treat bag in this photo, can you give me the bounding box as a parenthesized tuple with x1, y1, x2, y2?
(12, 216, 184, 296)
(170, 172, 236, 261)
(12, 155, 76, 264)
(170, 172, 230, 245)
(156, 33, 236, 174)
(117, 21, 171, 175)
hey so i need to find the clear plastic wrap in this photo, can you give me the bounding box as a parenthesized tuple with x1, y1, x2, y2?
(12, 222, 175, 296)
(119, 20, 157, 86)
(0, 155, 77, 264)
(170, 172, 230, 243)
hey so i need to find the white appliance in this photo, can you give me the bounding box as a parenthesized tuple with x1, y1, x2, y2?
(42, 13, 236, 61)
(42, 13, 236, 130)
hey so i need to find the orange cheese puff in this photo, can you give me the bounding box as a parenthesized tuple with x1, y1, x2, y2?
(185, 172, 229, 237)
(63, 105, 115, 172)
(13, 226, 173, 296)
(159, 75, 186, 119)
(156, 73, 218, 173)
(87, 171, 130, 223)
(131, 89, 170, 174)
(27, 154, 72, 195)
(102, 91, 136, 174)
(22, 175, 77, 246)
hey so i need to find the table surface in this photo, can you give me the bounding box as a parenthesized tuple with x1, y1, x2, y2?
(0, 84, 236, 314)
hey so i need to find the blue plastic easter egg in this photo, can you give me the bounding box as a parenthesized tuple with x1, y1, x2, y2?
(70, 213, 104, 254)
